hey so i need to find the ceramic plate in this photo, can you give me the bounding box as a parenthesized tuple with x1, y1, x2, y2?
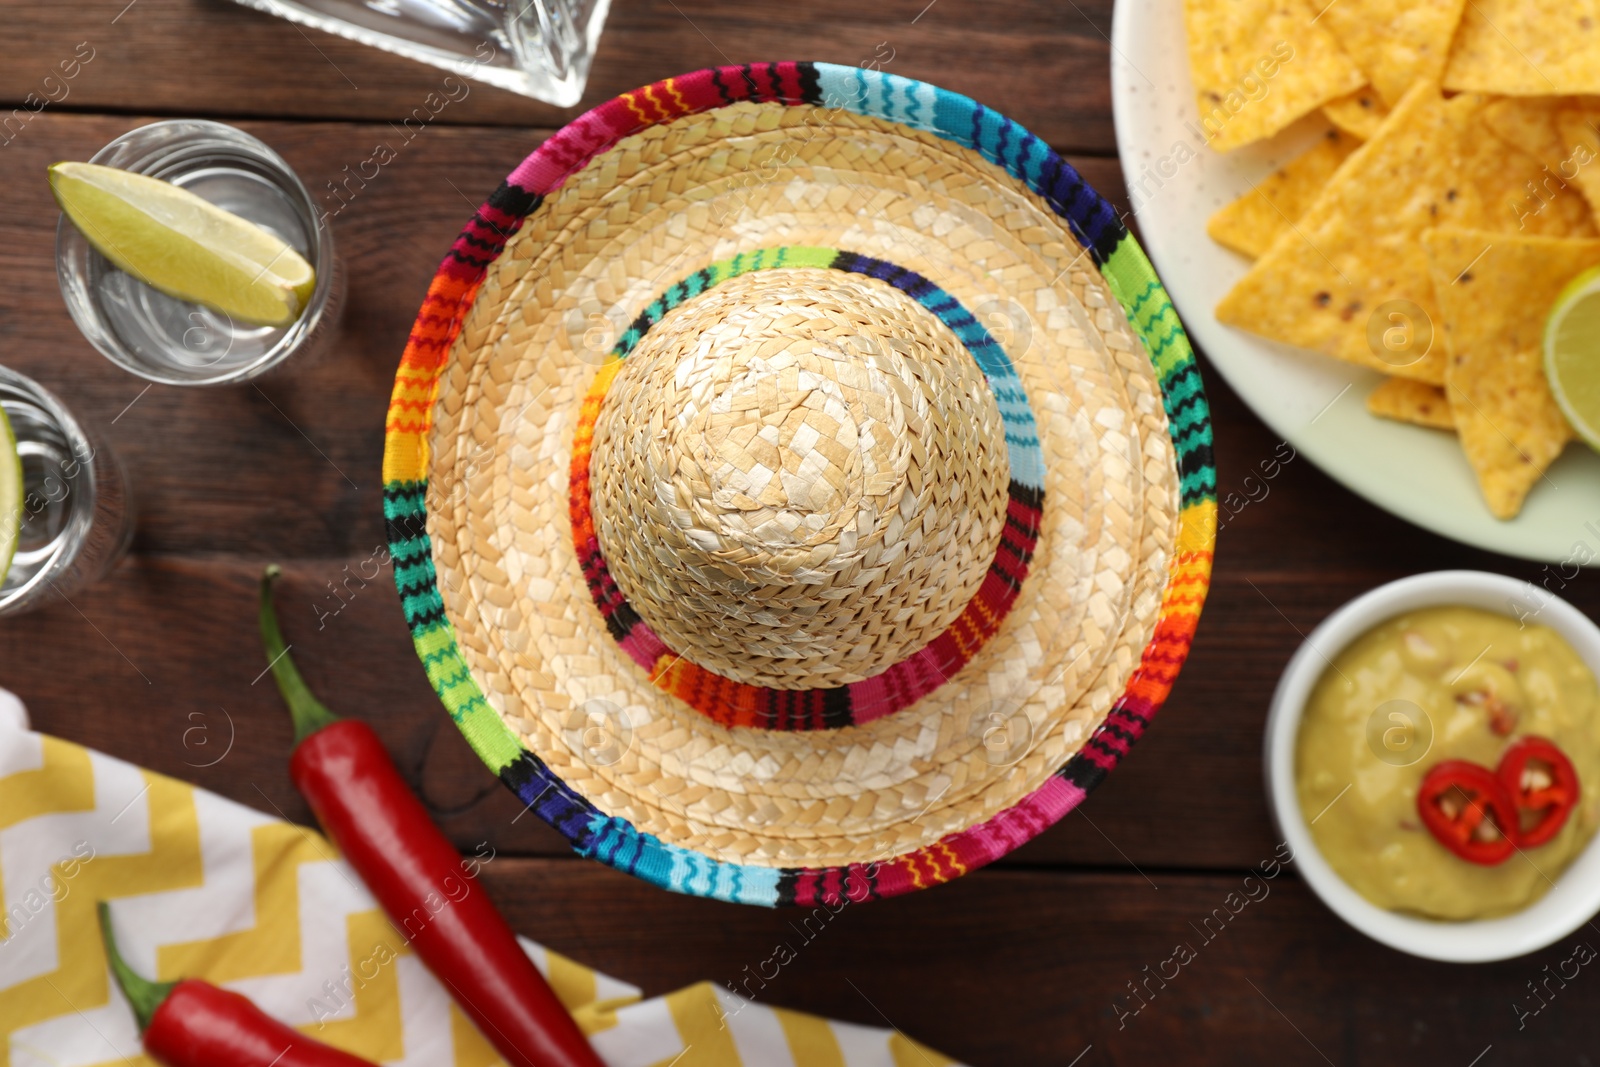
(1109, 0, 1600, 565)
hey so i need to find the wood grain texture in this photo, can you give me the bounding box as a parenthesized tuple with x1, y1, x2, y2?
(481, 860, 1594, 1065)
(0, 4, 1592, 1061)
(0, 115, 1577, 875)
(0, 0, 1118, 153)
(0, 113, 1127, 560)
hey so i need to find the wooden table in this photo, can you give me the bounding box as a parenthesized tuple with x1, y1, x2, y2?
(1, 3, 1592, 1062)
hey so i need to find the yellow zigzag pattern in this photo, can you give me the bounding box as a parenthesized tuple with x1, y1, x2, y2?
(0, 735, 95, 836)
(3, 741, 204, 1066)
(0, 735, 612, 1067)
(1, 730, 959, 1067)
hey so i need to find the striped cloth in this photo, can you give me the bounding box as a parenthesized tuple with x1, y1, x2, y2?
(0, 691, 958, 1067)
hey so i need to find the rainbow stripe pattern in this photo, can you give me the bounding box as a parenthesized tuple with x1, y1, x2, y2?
(569, 245, 1043, 731)
(382, 62, 1217, 906)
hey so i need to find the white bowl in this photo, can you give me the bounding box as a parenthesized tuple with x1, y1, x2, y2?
(1265, 570, 1600, 962)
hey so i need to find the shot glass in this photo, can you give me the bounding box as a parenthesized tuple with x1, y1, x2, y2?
(226, 0, 611, 107)
(0, 365, 135, 617)
(56, 119, 342, 387)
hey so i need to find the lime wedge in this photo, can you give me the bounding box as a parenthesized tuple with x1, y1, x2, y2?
(1545, 265, 1600, 452)
(49, 161, 315, 328)
(0, 405, 21, 588)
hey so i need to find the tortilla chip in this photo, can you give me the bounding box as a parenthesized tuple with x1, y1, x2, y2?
(1423, 228, 1600, 518)
(1555, 106, 1600, 215)
(1320, 0, 1467, 106)
(1482, 97, 1571, 170)
(1323, 88, 1389, 140)
(1183, 0, 1365, 151)
(1216, 85, 1594, 385)
(1477, 98, 1600, 236)
(1367, 377, 1455, 429)
(1207, 130, 1362, 258)
(1444, 0, 1600, 95)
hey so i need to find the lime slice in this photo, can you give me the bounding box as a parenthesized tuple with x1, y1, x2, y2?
(49, 161, 315, 328)
(1546, 264, 1600, 452)
(0, 405, 21, 588)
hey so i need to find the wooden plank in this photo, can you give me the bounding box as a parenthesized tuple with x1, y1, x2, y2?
(1, 544, 1569, 872)
(476, 860, 1590, 1065)
(0, 112, 1129, 560)
(0, 0, 1118, 153)
(4, 102, 1586, 919)
(6, 3, 1595, 1061)
(1, 113, 1566, 873)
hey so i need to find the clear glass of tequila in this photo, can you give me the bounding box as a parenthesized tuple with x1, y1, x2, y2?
(55, 119, 342, 387)
(225, 0, 611, 106)
(0, 365, 135, 616)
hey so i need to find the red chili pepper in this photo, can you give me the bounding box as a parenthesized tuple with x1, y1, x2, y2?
(1497, 736, 1581, 848)
(1416, 760, 1518, 865)
(98, 902, 378, 1067)
(259, 568, 604, 1067)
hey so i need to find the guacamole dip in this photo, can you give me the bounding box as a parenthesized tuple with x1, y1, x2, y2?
(1296, 606, 1600, 920)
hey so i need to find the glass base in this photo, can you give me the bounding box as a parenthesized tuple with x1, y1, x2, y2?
(0, 368, 134, 617)
(228, 0, 611, 107)
(56, 120, 342, 387)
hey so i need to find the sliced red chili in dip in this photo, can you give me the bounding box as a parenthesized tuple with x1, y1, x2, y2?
(1497, 736, 1581, 848)
(1416, 760, 1518, 865)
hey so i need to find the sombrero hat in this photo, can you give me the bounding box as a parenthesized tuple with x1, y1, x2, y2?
(382, 62, 1216, 906)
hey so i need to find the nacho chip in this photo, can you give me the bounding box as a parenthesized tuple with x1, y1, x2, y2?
(1207, 130, 1362, 258)
(1482, 97, 1571, 170)
(1323, 87, 1389, 140)
(1183, 0, 1365, 151)
(1555, 105, 1600, 215)
(1216, 85, 1594, 386)
(1479, 98, 1600, 236)
(1444, 0, 1600, 95)
(1319, 0, 1467, 106)
(1423, 228, 1600, 518)
(1366, 377, 1455, 429)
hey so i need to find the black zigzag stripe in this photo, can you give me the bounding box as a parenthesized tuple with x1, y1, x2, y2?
(485, 181, 544, 219)
(604, 602, 641, 643)
(1095, 720, 1140, 744)
(384, 514, 428, 549)
(1164, 389, 1210, 428)
(1061, 752, 1107, 791)
(444, 247, 495, 270)
(459, 230, 507, 255)
(821, 686, 854, 729)
(1007, 480, 1045, 511)
(1178, 441, 1216, 482)
(501, 750, 542, 794)
(796, 61, 822, 105)
(408, 604, 446, 630)
(711, 67, 734, 106)
(774, 870, 799, 907)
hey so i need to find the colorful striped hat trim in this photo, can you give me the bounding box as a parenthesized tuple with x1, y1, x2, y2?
(570, 245, 1044, 731)
(382, 62, 1216, 906)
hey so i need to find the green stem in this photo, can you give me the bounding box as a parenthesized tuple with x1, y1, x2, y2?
(260, 565, 342, 745)
(97, 902, 177, 1034)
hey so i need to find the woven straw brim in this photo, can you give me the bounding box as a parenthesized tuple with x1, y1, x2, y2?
(383, 63, 1217, 905)
(431, 100, 1170, 868)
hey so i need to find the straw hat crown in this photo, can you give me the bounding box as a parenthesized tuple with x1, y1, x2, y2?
(589, 268, 1011, 690)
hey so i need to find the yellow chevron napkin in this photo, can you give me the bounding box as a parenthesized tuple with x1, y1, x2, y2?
(0, 691, 957, 1067)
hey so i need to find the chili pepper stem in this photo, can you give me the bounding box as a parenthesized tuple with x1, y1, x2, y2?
(260, 565, 342, 745)
(97, 901, 177, 1034)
